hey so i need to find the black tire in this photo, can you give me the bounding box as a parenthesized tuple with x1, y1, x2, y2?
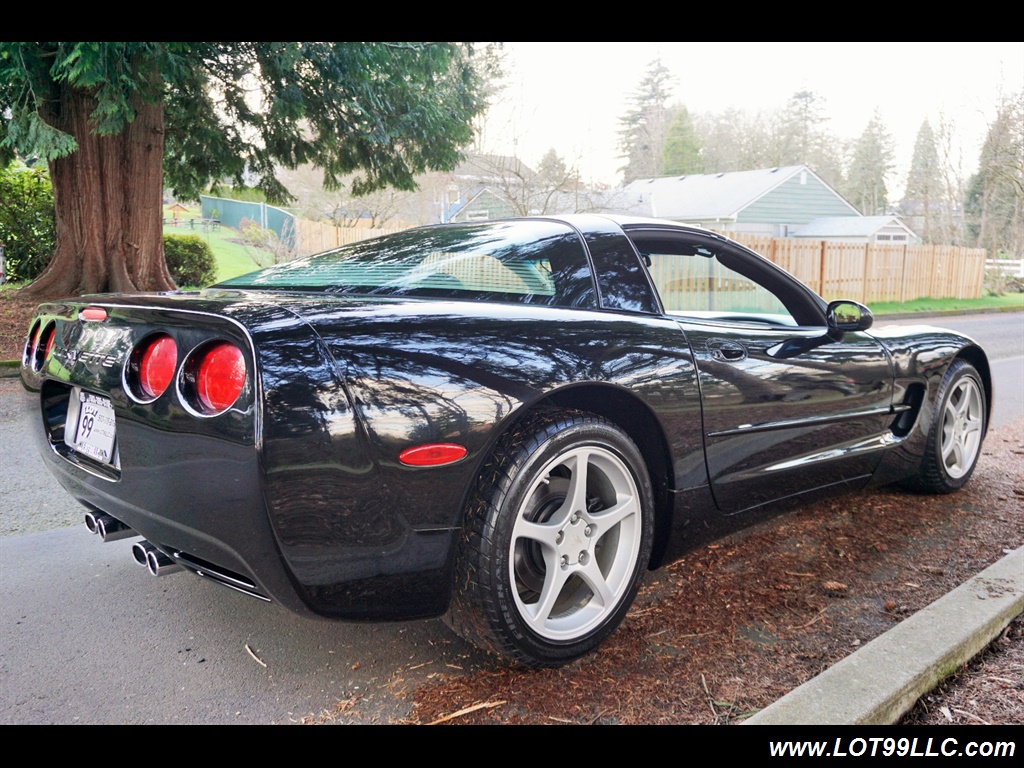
(445, 409, 654, 667)
(906, 360, 987, 494)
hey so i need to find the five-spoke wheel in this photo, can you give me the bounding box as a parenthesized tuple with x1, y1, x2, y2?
(938, 373, 985, 480)
(509, 444, 644, 642)
(446, 410, 653, 667)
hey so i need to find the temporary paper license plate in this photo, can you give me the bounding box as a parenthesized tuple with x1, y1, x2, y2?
(69, 391, 117, 465)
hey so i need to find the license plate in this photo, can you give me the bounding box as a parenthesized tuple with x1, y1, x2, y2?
(69, 391, 117, 465)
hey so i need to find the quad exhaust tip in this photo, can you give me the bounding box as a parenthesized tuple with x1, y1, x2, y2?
(84, 515, 183, 577)
(85, 512, 138, 543)
(131, 541, 183, 577)
(131, 540, 157, 567)
(83, 516, 183, 577)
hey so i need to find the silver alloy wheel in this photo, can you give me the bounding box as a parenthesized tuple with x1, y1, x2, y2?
(940, 375, 985, 479)
(509, 445, 642, 641)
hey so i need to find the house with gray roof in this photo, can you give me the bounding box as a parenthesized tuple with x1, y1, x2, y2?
(615, 165, 866, 238)
(790, 215, 918, 244)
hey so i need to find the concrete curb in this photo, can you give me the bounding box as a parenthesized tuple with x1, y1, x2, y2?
(0, 362, 19, 379)
(745, 547, 1024, 725)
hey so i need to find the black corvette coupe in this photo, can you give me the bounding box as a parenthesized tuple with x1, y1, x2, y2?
(21, 215, 991, 666)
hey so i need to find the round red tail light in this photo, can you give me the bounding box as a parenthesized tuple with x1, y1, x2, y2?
(127, 334, 178, 402)
(194, 342, 246, 414)
(140, 336, 178, 399)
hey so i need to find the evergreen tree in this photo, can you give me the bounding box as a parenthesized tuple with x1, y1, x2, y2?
(0, 42, 493, 297)
(903, 120, 944, 243)
(965, 92, 1024, 258)
(779, 90, 826, 164)
(537, 148, 569, 186)
(845, 111, 895, 215)
(661, 106, 702, 176)
(776, 91, 845, 189)
(617, 59, 676, 182)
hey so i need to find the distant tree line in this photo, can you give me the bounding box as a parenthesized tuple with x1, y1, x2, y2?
(618, 60, 1023, 257)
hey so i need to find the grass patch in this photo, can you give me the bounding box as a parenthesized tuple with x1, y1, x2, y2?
(163, 205, 273, 283)
(870, 293, 1024, 316)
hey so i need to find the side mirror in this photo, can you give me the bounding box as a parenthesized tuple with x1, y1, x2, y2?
(827, 300, 873, 334)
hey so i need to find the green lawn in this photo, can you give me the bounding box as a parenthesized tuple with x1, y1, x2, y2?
(870, 293, 1024, 316)
(164, 206, 273, 283)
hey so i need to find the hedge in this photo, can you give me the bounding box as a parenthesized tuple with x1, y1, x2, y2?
(0, 165, 56, 283)
(164, 234, 217, 288)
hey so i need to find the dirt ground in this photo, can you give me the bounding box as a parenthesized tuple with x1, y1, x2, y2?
(5, 290, 1021, 725)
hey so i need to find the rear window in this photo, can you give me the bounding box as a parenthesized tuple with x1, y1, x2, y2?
(219, 220, 598, 309)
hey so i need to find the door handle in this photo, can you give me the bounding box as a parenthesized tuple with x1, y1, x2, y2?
(708, 339, 748, 363)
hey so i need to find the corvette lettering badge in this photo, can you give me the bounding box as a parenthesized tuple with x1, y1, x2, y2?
(58, 348, 120, 370)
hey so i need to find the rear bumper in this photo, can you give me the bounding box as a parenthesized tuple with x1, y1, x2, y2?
(25, 382, 309, 608)
(25, 376, 457, 622)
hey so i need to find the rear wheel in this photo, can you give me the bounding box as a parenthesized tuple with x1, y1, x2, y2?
(446, 410, 654, 667)
(907, 360, 986, 493)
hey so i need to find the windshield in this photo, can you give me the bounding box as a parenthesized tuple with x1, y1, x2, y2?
(219, 220, 598, 308)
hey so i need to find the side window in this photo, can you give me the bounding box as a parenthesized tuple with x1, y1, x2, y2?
(583, 229, 660, 314)
(648, 249, 792, 319)
(628, 232, 824, 326)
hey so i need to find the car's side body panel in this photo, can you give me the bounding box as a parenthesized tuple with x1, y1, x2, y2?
(680, 320, 895, 513)
(22, 290, 712, 620)
(278, 298, 706, 617)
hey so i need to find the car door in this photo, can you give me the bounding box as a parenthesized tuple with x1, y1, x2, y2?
(626, 228, 895, 515)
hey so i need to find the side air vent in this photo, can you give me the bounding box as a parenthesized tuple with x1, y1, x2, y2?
(891, 383, 926, 438)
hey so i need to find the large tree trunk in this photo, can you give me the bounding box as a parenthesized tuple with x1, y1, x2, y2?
(21, 85, 175, 300)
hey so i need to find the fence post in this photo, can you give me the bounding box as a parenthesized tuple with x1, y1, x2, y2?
(819, 240, 827, 298)
(897, 245, 907, 303)
(861, 244, 870, 304)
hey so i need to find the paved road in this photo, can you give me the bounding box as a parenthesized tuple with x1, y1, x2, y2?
(1, 312, 1021, 724)
(0, 528, 486, 724)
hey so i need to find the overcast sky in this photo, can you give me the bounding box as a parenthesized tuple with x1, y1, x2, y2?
(479, 42, 1024, 196)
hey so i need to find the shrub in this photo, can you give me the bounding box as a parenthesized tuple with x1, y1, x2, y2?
(238, 217, 279, 250)
(0, 165, 56, 282)
(164, 234, 217, 287)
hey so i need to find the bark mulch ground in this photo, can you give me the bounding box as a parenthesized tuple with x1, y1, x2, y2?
(394, 422, 1023, 725)
(0, 292, 39, 362)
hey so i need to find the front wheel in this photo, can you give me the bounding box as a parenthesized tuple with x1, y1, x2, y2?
(906, 360, 987, 493)
(446, 410, 654, 667)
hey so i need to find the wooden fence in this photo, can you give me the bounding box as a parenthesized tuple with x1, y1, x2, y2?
(722, 233, 988, 302)
(295, 219, 406, 256)
(293, 218, 988, 303)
